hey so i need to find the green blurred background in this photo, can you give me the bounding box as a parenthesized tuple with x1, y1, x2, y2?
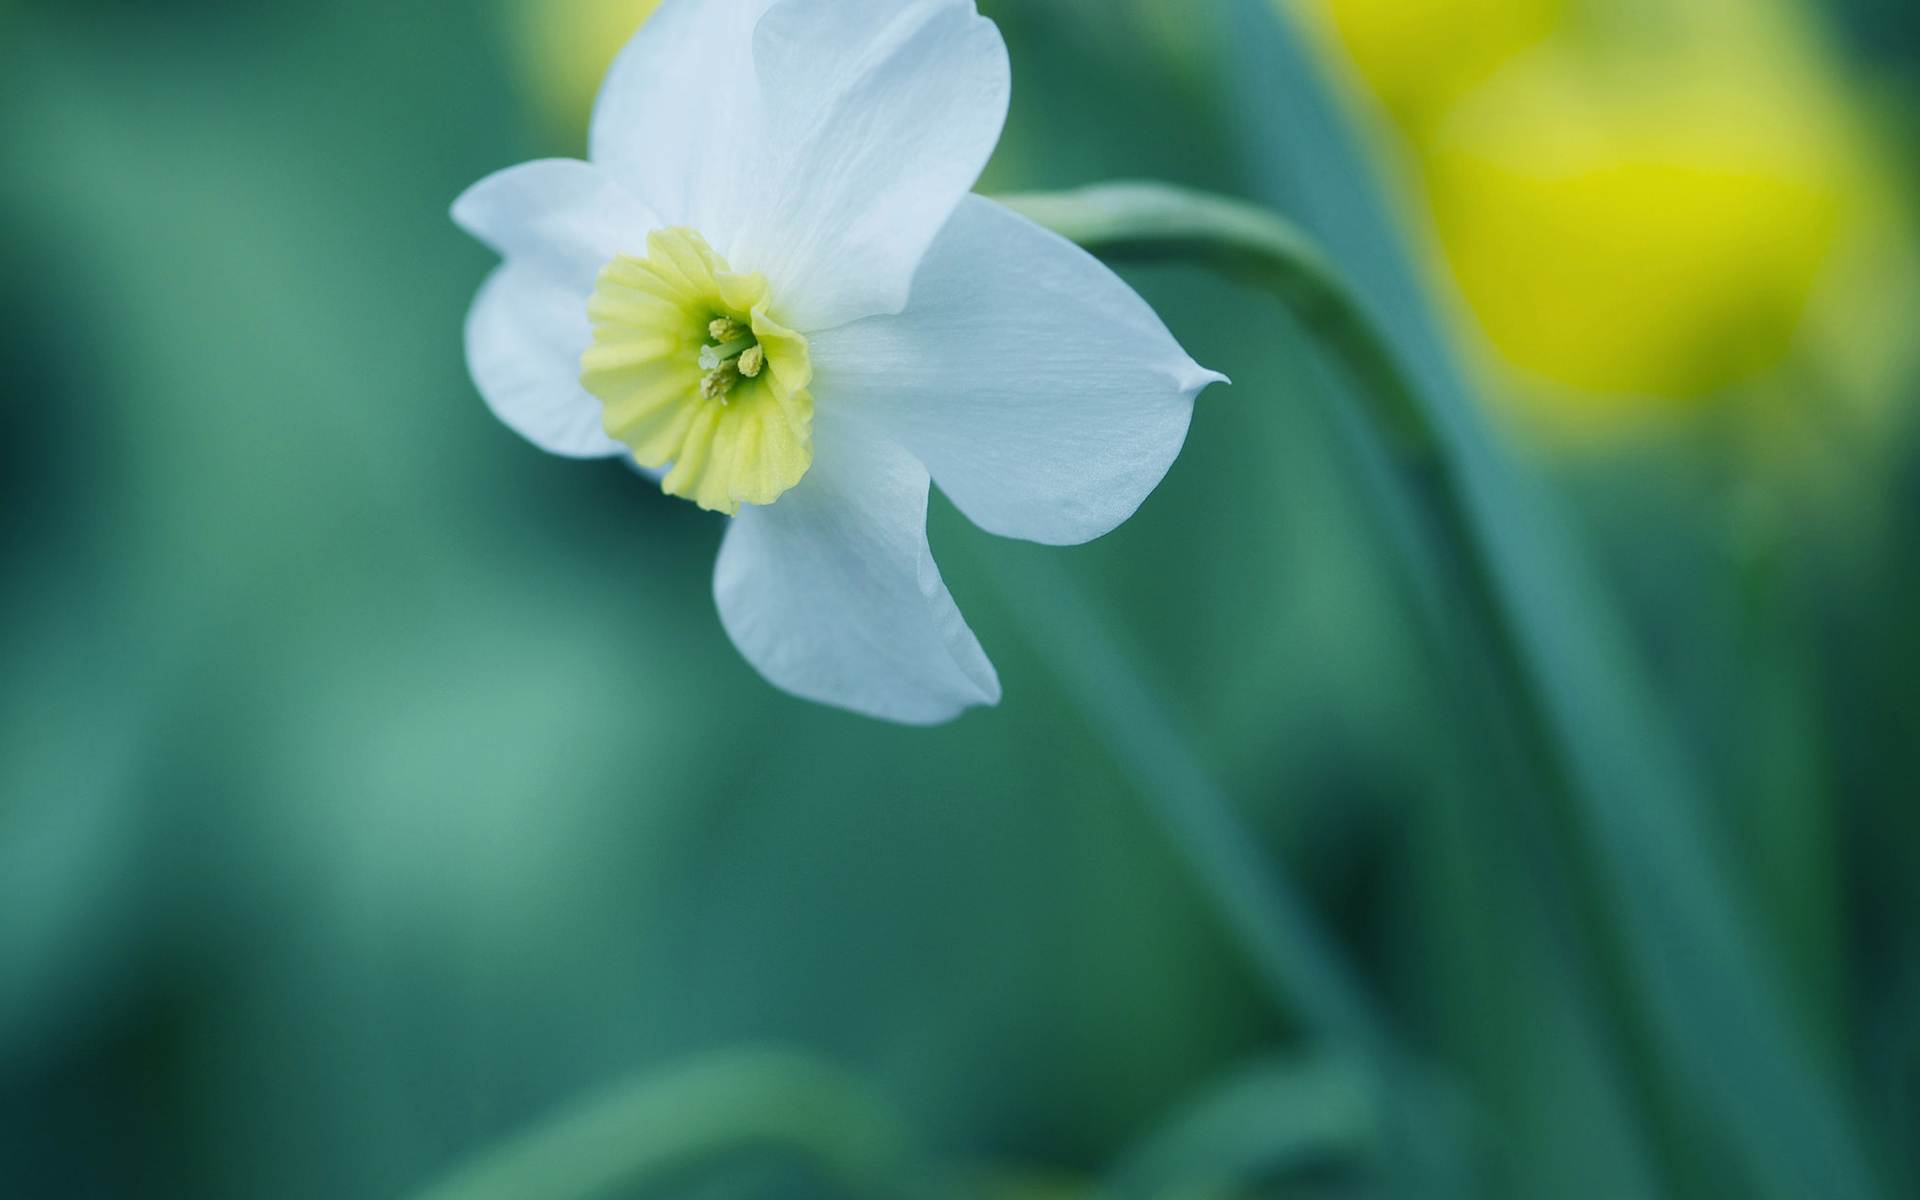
(2, 0, 1917, 1198)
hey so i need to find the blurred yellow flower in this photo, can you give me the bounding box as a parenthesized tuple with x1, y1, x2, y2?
(1322, 0, 1560, 128)
(1299, 0, 1918, 441)
(1426, 49, 1846, 403)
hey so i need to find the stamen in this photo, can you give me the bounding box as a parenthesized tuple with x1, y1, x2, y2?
(708, 317, 751, 343)
(700, 359, 742, 401)
(700, 336, 757, 372)
(738, 344, 765, 378)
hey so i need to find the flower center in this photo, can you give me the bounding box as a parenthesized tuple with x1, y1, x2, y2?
(696, 317, 767, 400)
(580, 227, 813, 515)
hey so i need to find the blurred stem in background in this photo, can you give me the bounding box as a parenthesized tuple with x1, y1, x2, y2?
(408, 1047, 1391, 1200)
(978, 540, 1471, 1199)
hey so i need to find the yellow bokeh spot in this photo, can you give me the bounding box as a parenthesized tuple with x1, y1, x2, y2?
(1426, 51, 1845, 402)
(1317, 0, 1561, 128)
(581, 228, 814, 515)
(1298, 0, 1914, 436)
(512, 0, 664, 139)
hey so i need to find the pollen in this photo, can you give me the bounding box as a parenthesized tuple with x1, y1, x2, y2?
(580, 227, 814, 514)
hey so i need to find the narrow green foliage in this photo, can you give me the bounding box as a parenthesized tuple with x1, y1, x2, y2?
(407, 1047, 908, 1200)
(1108, 1054, 1377, 1200)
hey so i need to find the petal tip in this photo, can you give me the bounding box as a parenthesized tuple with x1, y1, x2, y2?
(449, 182, 489, 244)
(1190, 364, 1232, 393)
(896, 675, 1002, 726)
(957, 659, 1003, 711)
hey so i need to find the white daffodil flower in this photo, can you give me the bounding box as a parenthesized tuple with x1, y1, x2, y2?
(453, 0, 1224, 724)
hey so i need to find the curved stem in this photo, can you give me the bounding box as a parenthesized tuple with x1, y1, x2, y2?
(991, 183, 1462, 1065)
(998, 187, 1676, 1190)
(997, 183, 1430, 454)
(984, 183, 1498, 1200)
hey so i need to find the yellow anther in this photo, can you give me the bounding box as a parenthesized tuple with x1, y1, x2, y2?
(738, 343, 765, 378)
(709, 317, 751, 343)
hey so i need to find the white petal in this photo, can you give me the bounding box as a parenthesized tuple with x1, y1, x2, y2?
(452, 159, 659, 294)
(810, 196, 1225, 545)
(714, 414, 1000, 725)
(465, 262, 623, 458)
(589, 0, 775, 238)
(729, 0, 1010, 331)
